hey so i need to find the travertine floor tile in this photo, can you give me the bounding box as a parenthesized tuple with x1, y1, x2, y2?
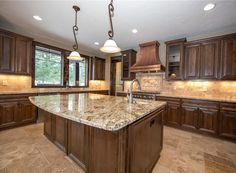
(0, 124, 236, 173)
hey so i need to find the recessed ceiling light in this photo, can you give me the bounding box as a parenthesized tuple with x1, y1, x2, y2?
(132, 29, 138, 34)
(33, 15, 42, 21)
(94, 42, 99, 45)
(204, 3, 215, 11)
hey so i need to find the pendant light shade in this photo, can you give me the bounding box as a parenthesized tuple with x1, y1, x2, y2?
(100, 0, 120, 54)
(67, 51, 83, 61)
(100, 39, 121, 53)
(67, 5, 83, 61)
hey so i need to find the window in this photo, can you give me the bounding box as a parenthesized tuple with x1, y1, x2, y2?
(34, 45, 63, 86)
(69, 57, 89, 87)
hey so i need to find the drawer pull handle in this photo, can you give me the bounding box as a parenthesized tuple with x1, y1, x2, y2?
(150, 119, 155, 127)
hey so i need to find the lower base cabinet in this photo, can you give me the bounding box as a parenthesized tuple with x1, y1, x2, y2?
(0, 94, 37, 130)
(42, 107, 165, 173)
(156, 96, 236, 141)
(219, 103, 236, 140)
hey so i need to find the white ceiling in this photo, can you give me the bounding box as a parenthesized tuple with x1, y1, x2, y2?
(1, 0, 236, 57)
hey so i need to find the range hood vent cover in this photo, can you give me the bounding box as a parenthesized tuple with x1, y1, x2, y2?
(130, 41, 165, 73)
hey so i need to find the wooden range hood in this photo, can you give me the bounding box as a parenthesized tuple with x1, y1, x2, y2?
(130, 41, 165, 73)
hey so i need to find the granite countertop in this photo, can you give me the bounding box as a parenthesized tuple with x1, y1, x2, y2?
(29, 93, 166, 131)
(117, 91, 236, 103)
(0, 89, 108, 95)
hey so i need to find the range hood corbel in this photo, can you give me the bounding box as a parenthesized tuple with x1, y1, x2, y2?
(130, 41, 165, 73)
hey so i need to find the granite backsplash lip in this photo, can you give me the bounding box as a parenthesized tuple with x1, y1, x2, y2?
(0, 89, 109, 95)
(29, 93, 166, 131)
(117, 91, 236, 103)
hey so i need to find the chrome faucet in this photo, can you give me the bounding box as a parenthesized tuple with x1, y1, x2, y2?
(127, 79, 141, 104)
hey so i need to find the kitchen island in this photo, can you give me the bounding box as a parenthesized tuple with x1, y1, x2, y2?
(29, 93, 166, 173)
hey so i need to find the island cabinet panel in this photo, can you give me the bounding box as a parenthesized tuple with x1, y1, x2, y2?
(184, 43, 200, 79)
(128, 109, 163, 173)
(89, 128, 126, 173)
(200, 40, 220, 79)
(68, 121, 87, 171)
(54, 116, 68, 152)
(219, 103, 236, 140)
(220, 36, 236, 80)
(44, 111, 54, 140)
(0, 31, 15, 73)
(0, 102, 18, 128)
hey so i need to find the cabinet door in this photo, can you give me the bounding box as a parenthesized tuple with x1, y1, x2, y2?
(91, 57, 105, 80)
(184, 44, 200, 79)
(15, 36, 32, 75)
(181, 105, 198, 130)
(200, 40, 220, 79)
(219, 111, 236, 139)
(220, 37, 236, 80)
(166, 103, 181, 126)
(68, 121, 87, 170)
(198, 108, 218, 134)
(18, 100, 37, 123)
(0, 32, 15, 73)
(122, 53, 129, 79)
(44, 111, 54, 140)
(129, 110, 163, 173)
(0, 102, 18, 129)
(54, 116, 67, 152)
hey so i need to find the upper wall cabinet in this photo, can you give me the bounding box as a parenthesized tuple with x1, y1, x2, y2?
(220, 34, 236, 80)
(91, 57, 105, 80)
(121, 49, 136, 80)
(0, 31, 15, 73)
(165, 38, 186, 80)
(184, 39, 220, 80)
(0, 29, 33, 75)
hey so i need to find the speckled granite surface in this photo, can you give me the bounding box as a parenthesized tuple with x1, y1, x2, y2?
(29, 93, 166, 131)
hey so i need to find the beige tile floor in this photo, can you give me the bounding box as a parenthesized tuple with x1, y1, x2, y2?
(0, 123, 235, 173)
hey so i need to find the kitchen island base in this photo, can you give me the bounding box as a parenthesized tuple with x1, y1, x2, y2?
(42, 106, 165, 173)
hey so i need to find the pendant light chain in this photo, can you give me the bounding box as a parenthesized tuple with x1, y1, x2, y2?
(72, 6, 80, 51)
(108, 0, 114, 39)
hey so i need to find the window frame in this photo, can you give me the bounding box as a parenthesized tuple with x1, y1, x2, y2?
(68, 54, 90, 88)
(32, 42, 90, 88)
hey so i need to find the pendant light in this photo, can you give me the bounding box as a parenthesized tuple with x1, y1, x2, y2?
(100, 0, 121, 53)
(67, 5, 83, 61)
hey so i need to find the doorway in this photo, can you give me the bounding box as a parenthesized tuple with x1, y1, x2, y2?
(110, 56, 123, 95)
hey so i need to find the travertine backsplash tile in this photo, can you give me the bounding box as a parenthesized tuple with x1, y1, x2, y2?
(124, 73, 236, 96)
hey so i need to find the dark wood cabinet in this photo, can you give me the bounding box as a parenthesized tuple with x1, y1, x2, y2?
(156, 96, 181, 127)
(219, 103, 236, 140)
(184, 43, 201, 79)
(0, 29, 33, 75)
(0, 102, 18, 128)
(220, 35, 236, 80)
(198, 107, 218, 134)
(91, 57, 105, 80)
(165, 38, 186, 80)
(200, 40, 220, 79)
(44, 111, 54, 140)
(121, 49, 136, 80)
(181, 104, 199, 130)
(0, 31, 15, 73)
(128, 109, 163, 173)
(165, 33, 236, 80)
(15, 36, 32, 75)
(0, 94, 37, 130)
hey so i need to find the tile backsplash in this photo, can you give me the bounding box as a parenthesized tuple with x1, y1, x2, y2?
(124, 73, 236, 96)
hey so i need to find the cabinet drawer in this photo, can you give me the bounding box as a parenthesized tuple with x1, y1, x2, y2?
(220, 103, 236, 112)
(182, 99, 219, 109)
(156, 96, 181, 104)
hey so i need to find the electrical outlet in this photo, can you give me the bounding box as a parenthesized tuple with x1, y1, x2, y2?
(2, 80, 8, 86)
